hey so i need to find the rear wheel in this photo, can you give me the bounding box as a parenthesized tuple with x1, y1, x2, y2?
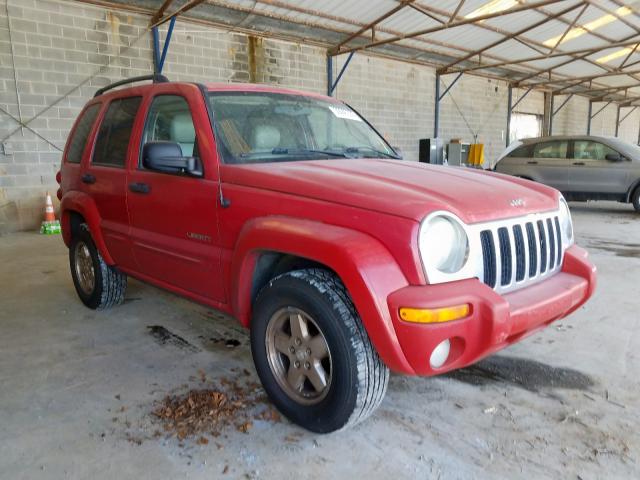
(632, 186, 640, 212)
(69, 224, 127, 309)
(250, 269, 389, 433)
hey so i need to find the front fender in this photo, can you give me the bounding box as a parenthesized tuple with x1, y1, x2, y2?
(231, 216, 414, 373)
(60, 191, 114, 265)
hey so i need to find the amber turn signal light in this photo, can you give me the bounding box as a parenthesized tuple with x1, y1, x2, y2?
(399, 304, 471, 324)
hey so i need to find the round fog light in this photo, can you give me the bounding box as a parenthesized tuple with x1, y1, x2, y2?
(430, 339, 451, 369)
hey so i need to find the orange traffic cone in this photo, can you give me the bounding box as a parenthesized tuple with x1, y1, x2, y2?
(41, 192, 61, 235)
(44, 192, 56, 222)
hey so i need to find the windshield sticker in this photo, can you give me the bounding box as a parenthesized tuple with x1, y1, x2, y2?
(329, 105, 362, 122)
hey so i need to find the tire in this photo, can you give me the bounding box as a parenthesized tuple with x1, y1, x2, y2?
(69, 223, 127, 309)
(632, 186, 640, 212)
(250, 268, 389, 433)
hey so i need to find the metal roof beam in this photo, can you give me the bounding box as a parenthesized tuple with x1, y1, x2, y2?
(446, 38, 640, 74)
(448, 0, 465, 23)
(524, 67, 640, 87)
(407, 3, 445, 24)
(330, 0, 565, 56)
(548, 3, 589, 56)
(513, 33, 640, 86)
(150, 0, 206, 28)
(442, 1, 585, 72)
(619, 42, 640, 69)
(586, 0, 640, 35)
(150, 0, 174, 25)
(531, 2, 640, 83)
(331, 1, 415, 54)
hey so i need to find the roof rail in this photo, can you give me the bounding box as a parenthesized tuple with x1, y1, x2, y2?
(94, 74, 169, 98)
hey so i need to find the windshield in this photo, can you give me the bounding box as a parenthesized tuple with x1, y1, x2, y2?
(207, 92, 399, 164)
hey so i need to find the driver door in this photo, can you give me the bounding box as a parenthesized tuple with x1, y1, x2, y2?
(529, 139, 571, 192)
(126, 85, 224, 302)
(568, 139, 632, 194)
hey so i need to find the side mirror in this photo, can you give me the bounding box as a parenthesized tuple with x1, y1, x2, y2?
(142, 142, 202, 176)
(605, 152, 623, 162)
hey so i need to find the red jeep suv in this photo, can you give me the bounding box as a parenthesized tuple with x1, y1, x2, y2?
(57, 75, 596, 433)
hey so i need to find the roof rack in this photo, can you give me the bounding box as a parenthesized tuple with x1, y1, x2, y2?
(94, 74, 169, 98)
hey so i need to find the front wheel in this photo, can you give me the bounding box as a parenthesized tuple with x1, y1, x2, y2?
(250, 269, 389, 433)
(69, 224, 127, 309)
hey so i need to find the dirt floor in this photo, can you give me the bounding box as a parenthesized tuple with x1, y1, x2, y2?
(0, 201, 638, 480)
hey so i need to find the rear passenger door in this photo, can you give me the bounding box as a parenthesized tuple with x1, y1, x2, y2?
(529, 140, 571, 192)
(82, 96, 142, 269)
(126, 87, 224, 302)
(568, 140, 632, 194)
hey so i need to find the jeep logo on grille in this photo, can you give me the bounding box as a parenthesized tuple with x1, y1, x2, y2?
(510, 198, 525, 207)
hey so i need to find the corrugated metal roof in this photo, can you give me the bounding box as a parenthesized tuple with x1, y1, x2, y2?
(99, 0, 640, 104)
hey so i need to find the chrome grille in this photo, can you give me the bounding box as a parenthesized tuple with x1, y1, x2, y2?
(479, 212, 564, 293)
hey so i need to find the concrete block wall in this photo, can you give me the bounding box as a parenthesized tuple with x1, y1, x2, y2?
(552, 94, 640, 145)
(1, 0, 635, 233)
(0, 0, 155, 232)
(0, 0, 327, 233)
(331, 53, 435, 162)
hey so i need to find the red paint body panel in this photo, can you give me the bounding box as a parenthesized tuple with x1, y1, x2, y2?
(387, 246, 595, 375)
(58, 81, 597, 377)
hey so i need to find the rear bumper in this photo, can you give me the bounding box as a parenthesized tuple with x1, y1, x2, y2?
(386, 245, 596, 376)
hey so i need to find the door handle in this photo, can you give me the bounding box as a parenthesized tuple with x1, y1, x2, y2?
(573, 162, 585, 166)
(527, 161, 538, 165)
(81, 173, 96, 184)
(129, 182, 150, 194)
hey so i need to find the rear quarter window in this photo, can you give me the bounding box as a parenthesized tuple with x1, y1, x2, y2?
(507, 145, 533, 158)
(92, 96, 142, 167)
(65, 103, 101, 164)
(533, 140, 568, 159)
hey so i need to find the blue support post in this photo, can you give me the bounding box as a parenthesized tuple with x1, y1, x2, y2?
(152, 27, 160, 73)
(438, 72, 463, 101)
(587, 100, 592, 135)
(434, 73, 440, 138)
(549, 93, 574, 135)
(434, 72, 462, 138)
(152, 15, 176, 75)
(549, 94, 554, 135)
(327, 56, 333, 96)
(506, 84, 512, 147)
(327, 52, 354, 96)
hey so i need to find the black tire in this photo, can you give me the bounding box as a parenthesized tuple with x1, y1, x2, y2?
(250, 268, 389, 433)
(632, 186, 640, 212)
(69, 223, 127, 310)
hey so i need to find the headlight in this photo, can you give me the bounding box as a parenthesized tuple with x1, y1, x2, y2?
(419, 214, 469, 274)
(558, 197, 574, 245)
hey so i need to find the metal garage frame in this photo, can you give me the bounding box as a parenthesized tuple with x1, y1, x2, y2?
(8, 0, 640, 149)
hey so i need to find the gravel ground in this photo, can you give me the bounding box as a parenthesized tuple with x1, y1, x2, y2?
(0, 201, 638, 479)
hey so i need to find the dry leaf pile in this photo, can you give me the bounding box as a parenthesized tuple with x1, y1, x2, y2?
(151, 377, 280, 441)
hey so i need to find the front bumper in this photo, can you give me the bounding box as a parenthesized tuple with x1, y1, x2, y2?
(387, 245, 596, 376)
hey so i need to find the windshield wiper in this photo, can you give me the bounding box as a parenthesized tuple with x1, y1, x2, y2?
(344, 146, 400, 159)
(270, 147, 349, 157)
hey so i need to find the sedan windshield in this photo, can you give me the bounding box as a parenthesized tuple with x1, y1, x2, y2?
(208, 92, 399, 164)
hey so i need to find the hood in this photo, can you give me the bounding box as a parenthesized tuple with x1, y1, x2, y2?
(223, 159, 560, 224)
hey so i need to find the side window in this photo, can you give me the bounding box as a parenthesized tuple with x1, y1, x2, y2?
(573, 140, 618, 161)
(507, 145, 533, 158)
(92, 96, 142, 167)
(66, 104, 101, 164)
(142, 95, 196, 159)
(533, 141, 568, 159)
